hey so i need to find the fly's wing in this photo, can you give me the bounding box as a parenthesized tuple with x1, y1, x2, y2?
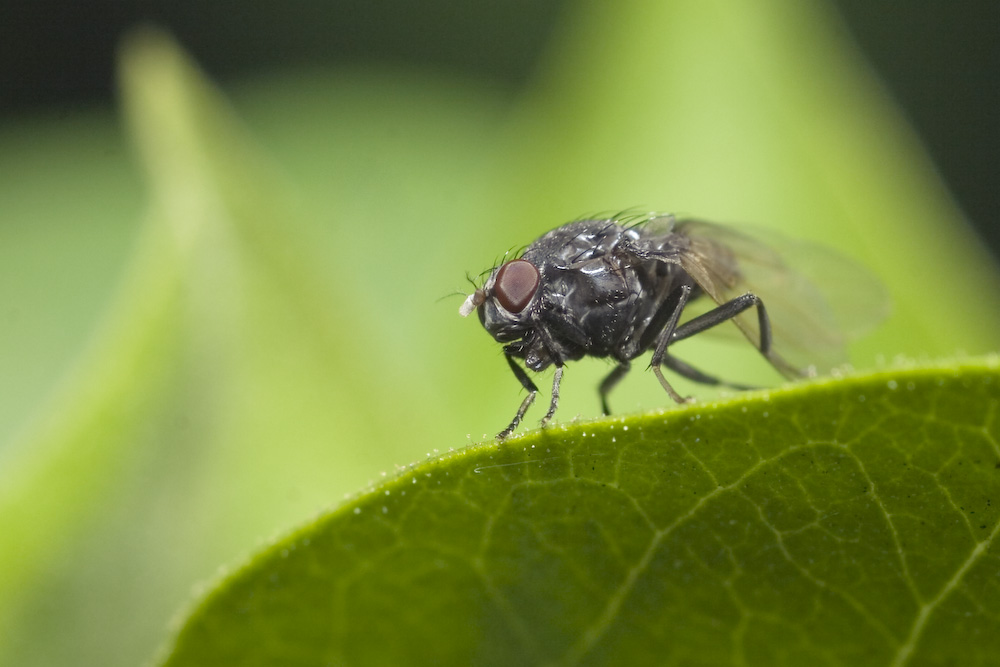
(672, 219, 889, 374)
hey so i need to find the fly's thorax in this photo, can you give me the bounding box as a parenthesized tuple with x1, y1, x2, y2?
(521, 218, 631, 270)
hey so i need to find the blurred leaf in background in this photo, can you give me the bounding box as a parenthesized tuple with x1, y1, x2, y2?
(0, 0, 997, 665)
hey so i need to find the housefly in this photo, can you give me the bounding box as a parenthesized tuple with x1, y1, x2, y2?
(460, 214, 885, 439)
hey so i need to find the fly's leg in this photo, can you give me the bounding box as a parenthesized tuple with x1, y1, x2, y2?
(598, 362, 631, 415)
(527, 322, 572, 429)
(670, 292, 803, 380)
(649, 284, 695, 404)
(539, 366, 564, 427)
(663, 355, 757, 390)
(498, 354, 538, 440)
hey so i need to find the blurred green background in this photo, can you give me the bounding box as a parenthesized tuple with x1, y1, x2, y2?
(1, 1, 998, 665)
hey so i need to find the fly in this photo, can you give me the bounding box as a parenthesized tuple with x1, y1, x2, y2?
(460, 214, 886, 439)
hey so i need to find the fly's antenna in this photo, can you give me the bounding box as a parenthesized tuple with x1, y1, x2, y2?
(458, 289, 486, 317)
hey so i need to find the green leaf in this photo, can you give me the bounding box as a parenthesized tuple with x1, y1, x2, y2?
(159, 359, 1000, 667)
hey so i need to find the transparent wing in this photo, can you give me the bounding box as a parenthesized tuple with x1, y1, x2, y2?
(671, 219, 889, 373)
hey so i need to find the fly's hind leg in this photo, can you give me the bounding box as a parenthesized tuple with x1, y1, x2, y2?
(663, 355, 758, 391)
(598, 362, 631, 415)
(649, 284, 696, 404)
(669, 292, 804, 380)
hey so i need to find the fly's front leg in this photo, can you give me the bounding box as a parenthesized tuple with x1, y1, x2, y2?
(649, 284, 695, 404)
(527, 321, 571, 429)
(498, 353, 538, 440)
(670, 292, 804, 380)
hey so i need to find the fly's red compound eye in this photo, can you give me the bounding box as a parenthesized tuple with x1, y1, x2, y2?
(494, 259, 540, 313)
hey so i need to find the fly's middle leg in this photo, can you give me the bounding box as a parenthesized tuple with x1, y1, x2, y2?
(540, 366, 564, 427)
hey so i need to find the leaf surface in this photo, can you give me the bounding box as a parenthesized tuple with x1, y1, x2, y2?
(161, 360, 1000, 667)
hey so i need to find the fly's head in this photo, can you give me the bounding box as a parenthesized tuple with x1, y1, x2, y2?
(460, 258, 541, 345)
